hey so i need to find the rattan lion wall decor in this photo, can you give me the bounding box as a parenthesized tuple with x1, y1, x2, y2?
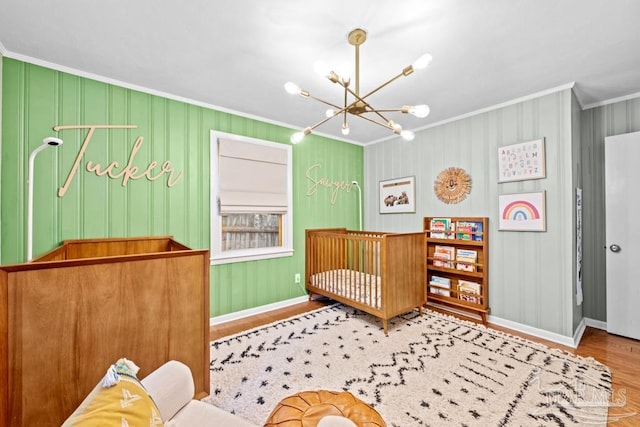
(434, 167, 472, 204)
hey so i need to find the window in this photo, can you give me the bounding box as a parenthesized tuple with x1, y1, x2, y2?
(210, 131, 293, 264)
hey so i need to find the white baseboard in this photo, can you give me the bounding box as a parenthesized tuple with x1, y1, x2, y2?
(573, 318, 587, 348)
(487, 316, 607, 349)
(584, 317, 607, 330)
(487, 314, 579, 348)
(427, 303, 580, 348)
(211, 299, 609, 348)
(210, 295, 309, 326)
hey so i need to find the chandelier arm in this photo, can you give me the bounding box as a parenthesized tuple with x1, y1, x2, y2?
(358, 71, 405, 103)
(369, 108, 404, 113)
(341, 86, 389, 123)
(307, 94, 344, 110)
(343, 85, 371, 107)
(340, 81, 404, 124)
(352, 113, 397, 131)
(367, 108, 389, 125)
(343, 88, 348, 126)
(307, 114, 339, 132)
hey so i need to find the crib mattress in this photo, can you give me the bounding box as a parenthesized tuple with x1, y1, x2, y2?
(309, 269, 382, 309)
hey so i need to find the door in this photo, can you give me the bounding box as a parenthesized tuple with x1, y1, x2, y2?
(605, 130, 640, 340)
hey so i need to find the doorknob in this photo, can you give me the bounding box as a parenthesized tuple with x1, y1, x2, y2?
(609, 244, 622, 253)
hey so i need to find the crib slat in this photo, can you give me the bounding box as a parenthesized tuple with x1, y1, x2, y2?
(305, 228, 425, 334)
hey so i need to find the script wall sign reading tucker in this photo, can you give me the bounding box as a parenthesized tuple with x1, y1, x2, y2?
(53, 125, 184, 197)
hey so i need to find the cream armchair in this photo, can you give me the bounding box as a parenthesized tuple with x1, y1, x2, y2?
(141, 360, 258, 426)
(63, 360, 257, 427)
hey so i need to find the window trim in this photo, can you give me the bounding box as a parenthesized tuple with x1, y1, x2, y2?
(210, 130, 293, 265)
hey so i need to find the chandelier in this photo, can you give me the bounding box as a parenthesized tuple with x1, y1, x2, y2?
(285, 28, 432, 144)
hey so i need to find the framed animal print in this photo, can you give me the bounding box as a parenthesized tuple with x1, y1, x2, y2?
(379, 176, 416, 214)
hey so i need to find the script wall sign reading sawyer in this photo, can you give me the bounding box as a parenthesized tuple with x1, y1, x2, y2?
(305, 163, 355, 204)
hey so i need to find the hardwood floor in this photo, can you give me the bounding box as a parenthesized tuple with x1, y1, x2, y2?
(210, 301, 640, 425)
(210, 300, 332, 340)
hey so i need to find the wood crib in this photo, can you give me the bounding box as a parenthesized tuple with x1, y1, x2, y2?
(0, 236, 209, 426)
(305, 228, 426, 334)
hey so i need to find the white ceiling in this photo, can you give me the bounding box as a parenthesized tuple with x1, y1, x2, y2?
(1, 0, 639, 145)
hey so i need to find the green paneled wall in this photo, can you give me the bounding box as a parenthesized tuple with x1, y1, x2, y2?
(0, 58, 363, 317)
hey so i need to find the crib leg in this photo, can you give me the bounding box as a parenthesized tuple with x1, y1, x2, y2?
(382, 319, 389, 336)
(418, 305, 423, 316)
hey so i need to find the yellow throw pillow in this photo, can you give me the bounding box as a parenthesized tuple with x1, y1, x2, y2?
(65, 360, 164, 426)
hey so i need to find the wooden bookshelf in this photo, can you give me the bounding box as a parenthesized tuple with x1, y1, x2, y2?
(424, 217, 489, 323)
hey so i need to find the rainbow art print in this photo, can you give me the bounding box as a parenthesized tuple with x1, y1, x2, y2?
(502, 200, 541, 220)
(499, 191, 546, 231)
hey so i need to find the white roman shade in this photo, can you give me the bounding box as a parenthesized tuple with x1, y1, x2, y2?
(218, 139, 288, 213)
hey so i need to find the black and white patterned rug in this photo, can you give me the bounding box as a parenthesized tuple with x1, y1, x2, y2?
(206, 304, 611, 426)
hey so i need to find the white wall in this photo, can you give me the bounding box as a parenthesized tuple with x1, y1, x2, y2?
(364, 89, 576, 337)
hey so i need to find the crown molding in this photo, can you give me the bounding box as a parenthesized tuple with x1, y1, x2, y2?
(583, 91, 640, 110)
(368, 83, 577, 146)
(0, 41, 7, 56)
(8, 49, 638, 145)
(368, 84, 640, 146)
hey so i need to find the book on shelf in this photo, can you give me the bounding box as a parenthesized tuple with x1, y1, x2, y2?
(433, 245, 455, 268)
(429, 275, 451, 289)
(458, 279, 481, 303)
(458, 279, 481, 295)
(455, 221, 474, 240)
(448, 221, 456, 239)
(429, 218, 451, 239)
(460, 293, 481, 303)
(456, 248, 477, 272)
(456, 220, 484, 241)
(429, 287, 451, 297)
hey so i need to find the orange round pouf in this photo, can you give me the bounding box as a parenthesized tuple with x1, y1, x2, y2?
(263, 390, 386, 427)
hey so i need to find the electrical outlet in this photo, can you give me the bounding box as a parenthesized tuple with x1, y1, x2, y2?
(294, 273, 301, 283)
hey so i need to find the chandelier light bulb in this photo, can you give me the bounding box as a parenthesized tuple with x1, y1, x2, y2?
(325, 109, 336, 118)
(290, 131, 305, 144)
(401, 130, 415, 141)
(389, 121, 402, 132)
(412, 53, 433, 71)
(291, 127, 312, 144)
(313, 60, 332, 78)
(338, 62, 352, 83)
(284, 82, 302, 95)
(341, 123, 350, 135)
(409, 104, 431, 118)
